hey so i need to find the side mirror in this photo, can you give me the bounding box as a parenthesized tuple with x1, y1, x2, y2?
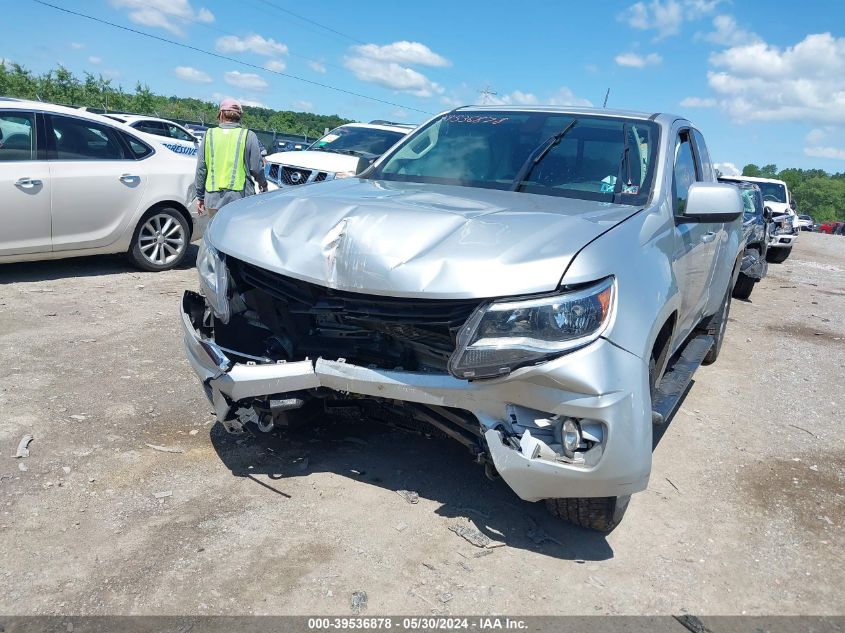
(684, 182, 743, 221)
(763, 206, 774, 220)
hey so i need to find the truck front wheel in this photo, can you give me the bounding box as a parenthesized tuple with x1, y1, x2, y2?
(766, 247, 791, 263)
(545, 495, 631, 532)
(732, 273, 756, 300)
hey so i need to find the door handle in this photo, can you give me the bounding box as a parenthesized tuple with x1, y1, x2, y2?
(701, 231, 717, 243)
(15, 177, 42, 189)
(120, 174, 139, 183)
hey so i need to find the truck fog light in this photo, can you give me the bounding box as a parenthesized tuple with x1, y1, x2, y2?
(562, 418, 581, 456)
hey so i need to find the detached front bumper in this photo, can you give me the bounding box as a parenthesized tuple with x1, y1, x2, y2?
(181, 291, 652, 500)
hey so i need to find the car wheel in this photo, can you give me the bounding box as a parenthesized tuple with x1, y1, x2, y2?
(545, 495, 631, 532)
(766, 247, 791, 264)
(128, 208, 190, 272)
(732, 273, 756, 300)
(701, 286, 731, 366)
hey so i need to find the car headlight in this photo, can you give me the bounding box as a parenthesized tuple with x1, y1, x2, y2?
(448, 277, 615, 380)
(196, 235, 230, 323)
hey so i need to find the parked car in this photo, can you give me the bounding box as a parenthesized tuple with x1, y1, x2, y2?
(264, 121, 414, 191)
(818, 221, 844, 234)
(720, 175, 797, 263)
(103, 114, 199, 158)
(273, 139, 309, 152)
(184, 124, 208, 140)
(1, 100, 205, 271)
(181, 106, 744, 531)
(719, 178, 769, 299)
(795, 214, 815, 231)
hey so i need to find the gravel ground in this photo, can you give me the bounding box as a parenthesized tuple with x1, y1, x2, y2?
(0, 234, 842, 616)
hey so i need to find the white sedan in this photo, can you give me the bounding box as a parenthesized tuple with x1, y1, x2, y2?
(0, 98, 206, 271)
(103, 113, 200, 159)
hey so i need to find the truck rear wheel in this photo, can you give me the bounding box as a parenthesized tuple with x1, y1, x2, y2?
(545, 495, 630, 532)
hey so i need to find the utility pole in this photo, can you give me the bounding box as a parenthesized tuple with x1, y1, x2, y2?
(602, 88, 610, 108)
(478, 85, 497, 105)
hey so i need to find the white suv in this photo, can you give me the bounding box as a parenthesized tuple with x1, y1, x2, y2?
(0, 99, 205, 271)
(264, 121, 413, 190)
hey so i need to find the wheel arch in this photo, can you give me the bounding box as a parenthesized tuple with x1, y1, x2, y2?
(139, 200, 192, 231)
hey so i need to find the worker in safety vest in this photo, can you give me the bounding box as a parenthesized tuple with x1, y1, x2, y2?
(195, 98, 267, 218)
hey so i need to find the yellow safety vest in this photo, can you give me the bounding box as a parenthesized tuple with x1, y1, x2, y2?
(205, 127, 248, 192)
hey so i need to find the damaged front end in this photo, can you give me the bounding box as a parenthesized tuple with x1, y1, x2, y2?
(182, 240, 652, 501)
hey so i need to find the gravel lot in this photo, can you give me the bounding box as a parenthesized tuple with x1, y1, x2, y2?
(0, 233, 842, 616)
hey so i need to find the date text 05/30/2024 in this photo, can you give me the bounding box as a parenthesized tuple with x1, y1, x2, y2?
(307, 617, 528, 630)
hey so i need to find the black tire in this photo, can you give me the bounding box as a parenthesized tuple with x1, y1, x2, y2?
(766, 247, 791, 264)
(128, 207, 191, 272)
(545, 495, 631, 532)
(732, 273, 756, 300)
(701, 286, 731, 366)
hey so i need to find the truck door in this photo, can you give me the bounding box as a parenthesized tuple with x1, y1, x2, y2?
(670, 128, 717, 341)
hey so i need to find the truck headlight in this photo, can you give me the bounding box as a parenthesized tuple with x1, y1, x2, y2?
(448, 277, 615, 379)
(196, 235, 230, 323)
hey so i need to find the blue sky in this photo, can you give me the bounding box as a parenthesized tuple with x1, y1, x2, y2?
(3, 0, 845, 174)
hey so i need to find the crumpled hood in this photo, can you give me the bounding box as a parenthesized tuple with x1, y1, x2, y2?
(209, 179, 640, 299)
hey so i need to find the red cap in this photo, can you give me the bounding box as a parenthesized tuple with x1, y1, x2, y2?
(218, 98, 243, 114)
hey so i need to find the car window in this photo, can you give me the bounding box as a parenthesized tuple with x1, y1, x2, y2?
(50, 115, 126, 160)
(672, 130, 699, 216)
(371, 111, 659, 205)
(691, 129, 714, 181)
(0, 111, 36, 161)
(133, 120, 167, 137)
(120, 131, 153, 159)
(165, 124, 194, 142)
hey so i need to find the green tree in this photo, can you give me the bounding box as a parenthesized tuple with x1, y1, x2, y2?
(760, 163, 778, 178)
(793, 178, 845, 223)
(742, 163, 762, 177)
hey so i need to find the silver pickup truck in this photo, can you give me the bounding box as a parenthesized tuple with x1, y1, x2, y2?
(181, 106, 744, 531)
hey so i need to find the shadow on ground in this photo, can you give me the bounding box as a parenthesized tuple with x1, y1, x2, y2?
(210, 415, 616, 562)
(0, 245, 198, 283)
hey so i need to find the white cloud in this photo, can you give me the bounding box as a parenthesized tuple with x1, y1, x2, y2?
(308, 60, 327, 74)
(88, 56, 102, 65)
(804, 146, 845, 160)
(238, 98, 267, 108)
(804, 128, 845, 161)
(680, 96, 717, 107)
(223, 71, 268, 91)
(351, 41, 450, 67)
(477, 87, 592, 107)
(344, 56, 443, 97)
(707, 32, 845, 124)
(264, 60, 286, 72)
(215, 34, 287, 57)
(293, 100, 313, 111)
(614, 52, 663, 68)
(713, 162, 741, 176)
(619, 0, 721, 39)
(111, 0, 213, 37)
(390, 108, 409, 120)
(70, 42, 85, 50)
(343, 40, 449, 97)
(175, 66, 212, 83)
(699, 14, 760, 46)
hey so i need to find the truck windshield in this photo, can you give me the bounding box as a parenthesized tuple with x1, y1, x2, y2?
(368, 111, 659, 205)
(757, 182, 787, 203)
(309, 126, 406, 158)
